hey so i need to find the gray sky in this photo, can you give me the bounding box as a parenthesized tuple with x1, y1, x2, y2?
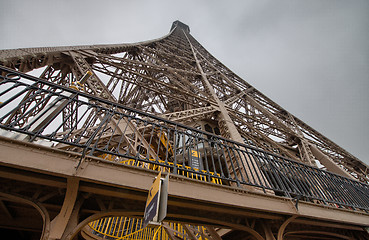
(1, 0, 368, 164)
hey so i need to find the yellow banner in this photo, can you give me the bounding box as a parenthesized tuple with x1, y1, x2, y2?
(191, 150, 199, 158)
(146, 171, 161, 207)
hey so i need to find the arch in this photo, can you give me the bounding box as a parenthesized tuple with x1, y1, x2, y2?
(165, 213, 265, 240)
(277, 215, 297, 240)
(64, 210, 143, 240)
(0, 191, 51, 240)
(65, 210, 266, 240)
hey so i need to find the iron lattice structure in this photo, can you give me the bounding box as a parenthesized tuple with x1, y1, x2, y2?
(1, 21, 369, 240)
(0, 21, 367, 183)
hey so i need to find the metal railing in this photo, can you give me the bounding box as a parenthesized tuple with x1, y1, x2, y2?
(88, 217, 208, 240)
(0, 66, 368, 211)
(89, 217, 158, 240)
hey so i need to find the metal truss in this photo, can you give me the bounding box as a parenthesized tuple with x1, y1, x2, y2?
(1, 21, 367, 183)
(0, 20, 369, 239)
(1, 66, 368, 212)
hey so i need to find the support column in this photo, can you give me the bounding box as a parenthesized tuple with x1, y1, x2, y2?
(206, 226, 223, 240)
(277, 215, 297, 240)
(261, 220, 276, 240)
(309, 144, 354, 179)
(184, 31, 269, 189)
(60, 197, 86, 240)
(49, 178, 79, 240)
(287, 113, 317, 167)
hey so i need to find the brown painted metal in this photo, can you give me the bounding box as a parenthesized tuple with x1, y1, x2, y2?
(0, 136, 368, 240)
(277, 215, 298, 240)
(1, 136, 368, 225)
(0, 191, 51, 240)
(1, 22, 367, 183)
(1, 20, 369, 239)
(206, 226, 223, 240)
(261, 221, 277, 240)
(49, 178, 79, 239)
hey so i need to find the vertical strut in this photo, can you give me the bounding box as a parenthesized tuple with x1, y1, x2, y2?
(184, 30, 270, 189)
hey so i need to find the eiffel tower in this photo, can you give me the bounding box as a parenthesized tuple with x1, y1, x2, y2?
(0, 20, 368, 240)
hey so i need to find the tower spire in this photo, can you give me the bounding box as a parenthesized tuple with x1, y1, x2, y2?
(171, 20, 190, 33)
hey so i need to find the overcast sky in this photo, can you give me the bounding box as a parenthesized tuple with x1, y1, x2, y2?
(1, 0, 368, 164)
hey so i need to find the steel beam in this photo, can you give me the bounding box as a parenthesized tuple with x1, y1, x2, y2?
(0, 136, 368, 228)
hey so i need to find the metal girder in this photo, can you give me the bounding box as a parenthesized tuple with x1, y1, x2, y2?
(49, 178, 79, 239)
(184, 38, 271, 189)
(277, 215, 297, 240)
(0, 191, 51, 240)
(1, 23, 367, 182)
(159, 105, 219, 123)
(0, 136, 368, 227)
(0, 199, 13, 219)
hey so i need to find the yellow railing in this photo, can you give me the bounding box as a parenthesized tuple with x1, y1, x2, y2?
(89, 217, 145, 239)
(89, 216, 166, 240)
(91, 154, 218, 240)
(177, 165, 223, 185)
(120, 159, 223, 185)
(119, 226, 156, 240)
(89, 218, 210, 240)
